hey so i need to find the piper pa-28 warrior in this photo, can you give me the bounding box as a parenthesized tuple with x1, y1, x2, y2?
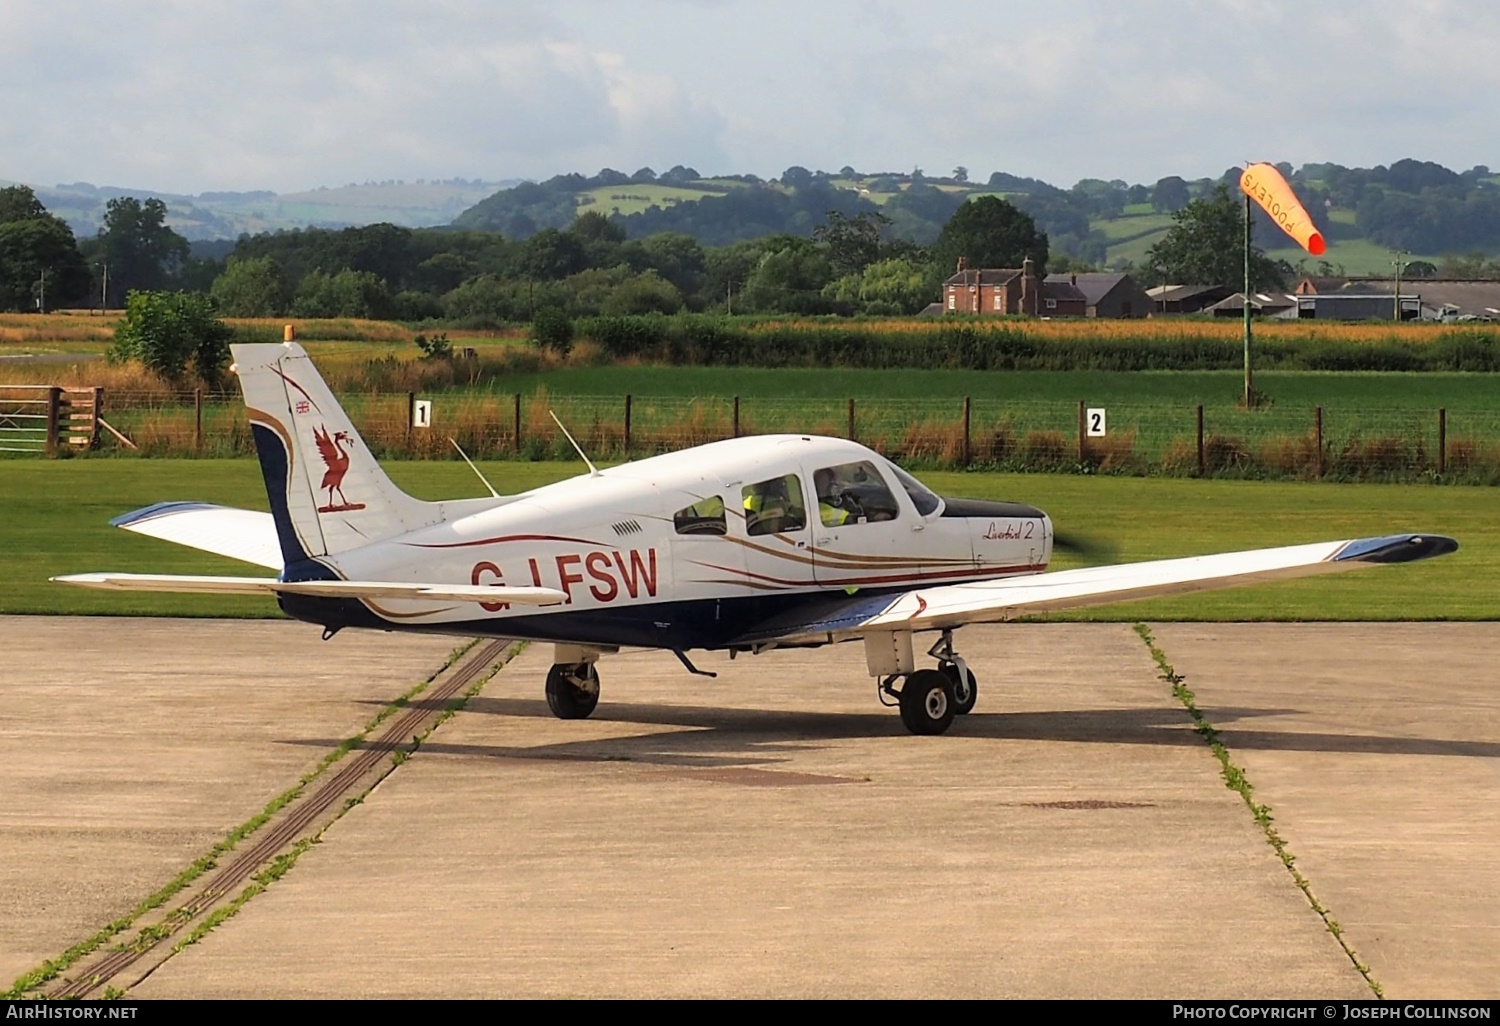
(58, 342, 1459, 735)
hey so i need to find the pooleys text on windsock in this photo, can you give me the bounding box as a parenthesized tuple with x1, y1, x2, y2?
(1239, 163, 1326, 256)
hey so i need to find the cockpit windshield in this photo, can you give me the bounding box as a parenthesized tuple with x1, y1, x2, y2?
(884, 460, 942, 516)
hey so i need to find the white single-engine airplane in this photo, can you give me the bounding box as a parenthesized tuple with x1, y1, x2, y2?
(58, 342, 1459, 734)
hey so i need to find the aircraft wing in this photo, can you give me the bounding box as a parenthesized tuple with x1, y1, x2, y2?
(52, 573, 569, 605)
(732, 533, 1458, 647)
(111, 502, 283, 570)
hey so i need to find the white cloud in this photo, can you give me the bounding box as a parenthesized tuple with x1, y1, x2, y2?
(0, 0, 1494, 194)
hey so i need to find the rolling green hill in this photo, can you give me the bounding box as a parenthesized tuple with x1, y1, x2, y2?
(13, 157, 1497, 276)
(8, 178, 515, 242)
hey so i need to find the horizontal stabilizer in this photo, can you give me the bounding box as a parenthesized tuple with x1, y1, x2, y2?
(52, 573, 568, 606)
(111, 502, 283, 570)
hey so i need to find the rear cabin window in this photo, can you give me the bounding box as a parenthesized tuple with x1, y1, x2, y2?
(813, 460, 900, 526)
(741, 474, 807, 536)
(673, 495, 726, 535)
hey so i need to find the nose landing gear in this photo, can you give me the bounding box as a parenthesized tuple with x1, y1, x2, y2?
(930, 632, 977, 716)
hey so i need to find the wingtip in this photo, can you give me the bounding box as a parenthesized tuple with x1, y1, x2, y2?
(1334, 534, 1459, 564)
(109, 500, 222, 528)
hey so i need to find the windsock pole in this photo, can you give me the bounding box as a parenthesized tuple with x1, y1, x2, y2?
(1243, 194, 1253, 407)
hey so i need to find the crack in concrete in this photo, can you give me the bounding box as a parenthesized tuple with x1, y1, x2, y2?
(1132, 622, 1383, 999)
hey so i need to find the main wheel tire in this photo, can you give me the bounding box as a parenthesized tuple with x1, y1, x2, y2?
(940, 661, 978, 715)
(545, 663, 600, 720)
(898, 669, 956, 736)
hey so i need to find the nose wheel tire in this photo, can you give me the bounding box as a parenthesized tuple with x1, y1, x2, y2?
(940, 661, 978, 715)
(545, 662, 600, 720)
(899, 669, 956, 735)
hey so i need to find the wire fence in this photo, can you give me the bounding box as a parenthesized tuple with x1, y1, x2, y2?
(15, 386, 1500, 484)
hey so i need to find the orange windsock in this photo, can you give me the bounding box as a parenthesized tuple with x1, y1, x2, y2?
(1239, 163, 1326, 256)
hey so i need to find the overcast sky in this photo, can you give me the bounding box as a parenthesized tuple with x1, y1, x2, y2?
(2, 0, 1495, 195)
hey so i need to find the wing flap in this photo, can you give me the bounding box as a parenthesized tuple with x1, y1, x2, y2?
(273, 581, 569, 605)
(734, 533, 1458, 645)
(111, 502, 283, 570)
(53, 573, 568, 606)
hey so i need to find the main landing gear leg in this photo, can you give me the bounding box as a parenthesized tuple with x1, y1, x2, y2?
(867, 631, 957, 736)
(545, 644, 603, 720)
(929, 630, 978, 716)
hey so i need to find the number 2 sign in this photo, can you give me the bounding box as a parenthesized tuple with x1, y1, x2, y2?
(1086, 408, 1106, 437)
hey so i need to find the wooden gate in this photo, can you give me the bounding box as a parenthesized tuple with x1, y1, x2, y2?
(0, 386, 102, 454)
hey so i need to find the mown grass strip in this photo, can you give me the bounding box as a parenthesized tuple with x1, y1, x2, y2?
(7, 461, 1493, 620)
(3, 639, 479, 998)
(1131, 623, 1383, 998)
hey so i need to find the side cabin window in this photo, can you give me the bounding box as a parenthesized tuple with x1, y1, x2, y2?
(742, 474, 807, 536)
(814, 460, 900, 526)
(673, 494, 726, 535)
(885, 460, 941, 516)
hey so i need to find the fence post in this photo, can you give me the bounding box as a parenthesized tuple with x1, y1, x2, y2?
(1196, 404, 1205, 476)
(1315, 406, 1324, 478)
(962, 396, 971, 467)
(45, 386, 61, 456)
(732, 396, 740, 438)
(1077, 400, 1086, 462)
(513, 393, 522, 455)
(847, 398, 856, 441)
(90, 386, 103, 450)
(1439, 407, 1447, 475)
(195, 387, 203, 451)
(624, 394, 632, 453)
(405, 392, 415, 447)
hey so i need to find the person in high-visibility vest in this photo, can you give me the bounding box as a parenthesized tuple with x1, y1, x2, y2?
(744, 479, 787, 535)
(815, 468, 850, 527)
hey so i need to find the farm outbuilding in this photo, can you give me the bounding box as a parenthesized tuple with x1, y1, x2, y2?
(1147, 283, 1235, 314)
(1044, 272, 1151, 318)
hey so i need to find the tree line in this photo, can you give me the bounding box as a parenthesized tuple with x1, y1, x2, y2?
(0, 181, 1062, 321)
(8, 169, 1498, 328)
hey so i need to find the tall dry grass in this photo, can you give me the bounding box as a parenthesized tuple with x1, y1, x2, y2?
(36, 391, 1500, 483)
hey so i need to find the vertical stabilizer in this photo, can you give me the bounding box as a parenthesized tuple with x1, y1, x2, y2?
(233, 342, 436, 562)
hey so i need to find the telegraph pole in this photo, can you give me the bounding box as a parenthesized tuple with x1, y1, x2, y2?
(1391, 251, 1408, 322)
(36, 268, 46, 315)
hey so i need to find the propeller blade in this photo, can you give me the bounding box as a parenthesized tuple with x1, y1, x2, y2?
(1051, 530, 1120, 567)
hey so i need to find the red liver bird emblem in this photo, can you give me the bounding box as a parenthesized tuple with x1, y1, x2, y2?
(313, 425, 366, 513)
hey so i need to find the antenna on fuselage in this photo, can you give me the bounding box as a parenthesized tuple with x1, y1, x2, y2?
(449, 437, 500, 498)
(549, 410, 600, 477)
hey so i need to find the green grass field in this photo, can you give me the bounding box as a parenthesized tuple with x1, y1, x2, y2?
(1095, 213, 1174, 242)
(1264, 237, 1444, 277)
(575, 184, 728, 216)
(2, 460, 1488, 621)
(478, 365, 1500, 408)
(1106, 228, 1172, 267)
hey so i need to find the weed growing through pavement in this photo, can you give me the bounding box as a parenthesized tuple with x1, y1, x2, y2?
(169, 643, 523, 956)
(1131, 623, 1383, 998)
(2, 640, 483, 998)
